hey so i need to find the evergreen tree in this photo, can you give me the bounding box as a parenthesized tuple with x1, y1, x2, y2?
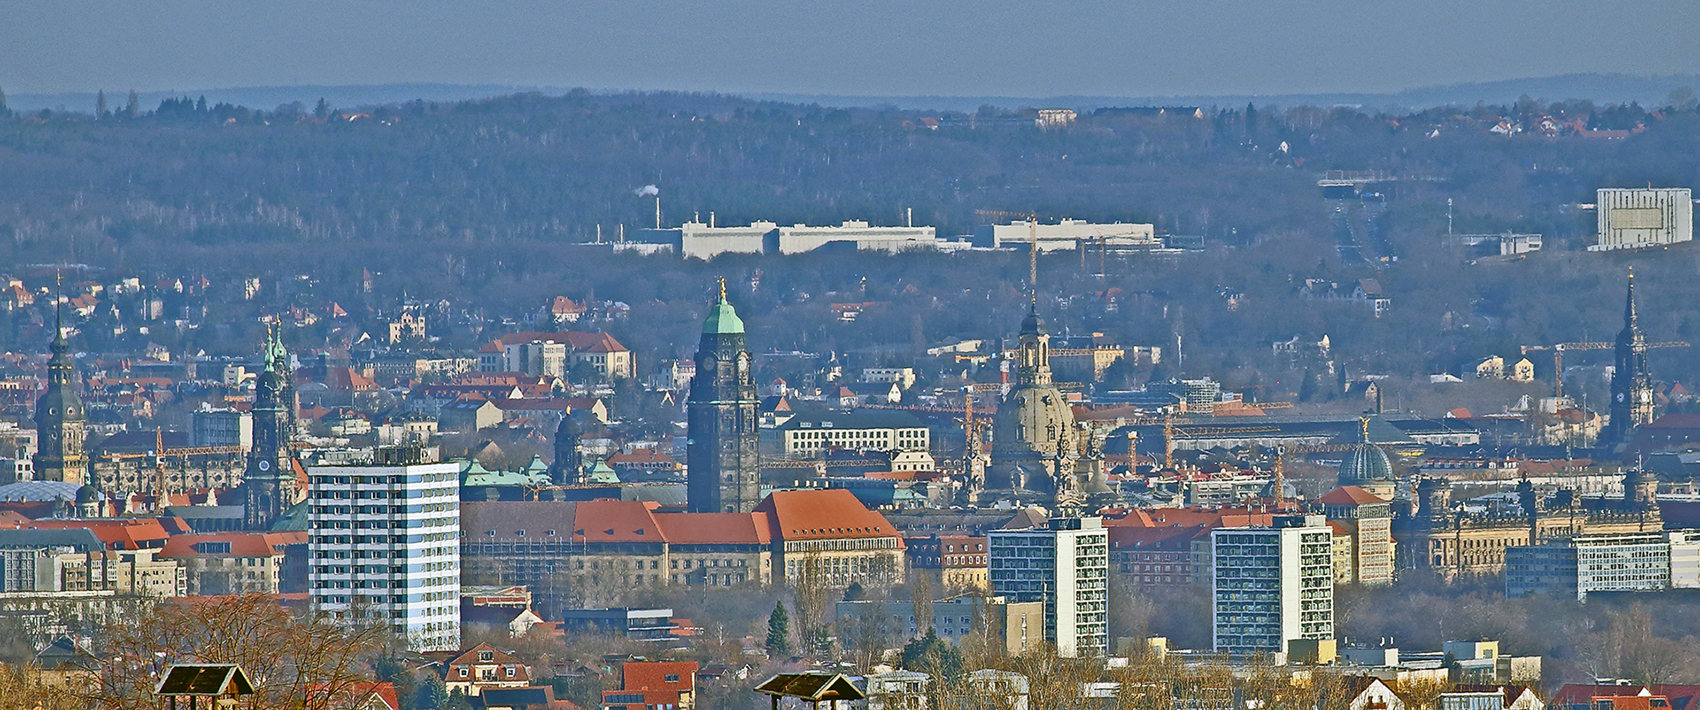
(195, 95, 207, 112)
(95, 90, 107, 118)
(125, 89, 139, 118)
(315, 97, 330, 119)
(1244, 101, 1259, 143)
(765, 601, 792, 658)
(0, 85, 9, 117)
(899, 629, 963, 681)
(413, 673, 447, 710)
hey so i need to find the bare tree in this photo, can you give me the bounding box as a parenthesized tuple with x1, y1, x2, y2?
(81, 594, 388, 710)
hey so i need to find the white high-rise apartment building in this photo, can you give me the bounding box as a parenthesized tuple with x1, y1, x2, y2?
(988, 517, 1108, 657)
(308, 454, 460, 652)
(1211, 515, 1334, 655)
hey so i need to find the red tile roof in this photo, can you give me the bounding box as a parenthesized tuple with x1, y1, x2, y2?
(28, 518, 175, 549)
(571, 500, 663, 543)
(654, 513, 771, 545)
(1317, 486, 1388, 505)
(159, 532, 307, 558)
(754, 489, 901, 542)
(620, 661, 698, 694)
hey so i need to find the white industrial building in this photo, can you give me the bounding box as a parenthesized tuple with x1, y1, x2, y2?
(988, 517, 1109, 657)
(973, 219, 1159, 251)
(308, 453, 461, 652)
(1589, 188, 1694, 252)
(632, 219, 938, 259)
(1211, 515, 1335, 654)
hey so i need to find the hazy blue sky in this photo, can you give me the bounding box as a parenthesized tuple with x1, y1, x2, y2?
(4, 0, 1698, 97)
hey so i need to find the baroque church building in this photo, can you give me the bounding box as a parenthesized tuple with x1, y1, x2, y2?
(982, 304, 1109, 512)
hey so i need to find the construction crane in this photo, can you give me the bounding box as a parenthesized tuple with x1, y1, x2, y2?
(1520, 341, 1690, 398)
(975, 209, 1042, 298)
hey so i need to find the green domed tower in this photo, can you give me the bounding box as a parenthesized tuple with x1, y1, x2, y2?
(1337, 417, 1396, 499)
(687, 281, 760, 513)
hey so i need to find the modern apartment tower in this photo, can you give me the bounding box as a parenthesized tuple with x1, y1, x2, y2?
(988, 517, 1109, 657)
(1211, 515, 1335, 655)
(307, 452, 461, 652)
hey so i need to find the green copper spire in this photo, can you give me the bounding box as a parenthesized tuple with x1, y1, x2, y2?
(701, 277, 745, 334)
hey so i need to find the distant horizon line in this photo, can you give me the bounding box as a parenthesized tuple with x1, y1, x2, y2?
(6, 71, 1699, 114)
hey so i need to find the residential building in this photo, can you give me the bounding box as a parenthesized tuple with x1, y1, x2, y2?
(834, 594, 1041, 651)
(158, 531, 308, 595)
(988, 517, 1109, 657)
(773, 409, 931, 457)
(602, 661, 697, 710)
(1507, 531, 1688, 600)
(476, 331, 634, 381)
(308, 455, 461, 653)
(556, 608, 679, 641)
(905, 534, 989, 591)
(1317, 486, 1393, 586)
(1210, 515, 1335, 655)
(443, 643, 531, 697)
(1589, 188, 1694, 252)
(864, 670, 929, 710)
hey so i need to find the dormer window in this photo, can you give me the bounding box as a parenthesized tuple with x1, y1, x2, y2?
(478, 650, 493, 661)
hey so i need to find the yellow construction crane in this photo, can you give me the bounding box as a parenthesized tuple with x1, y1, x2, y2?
(1520, 341, 1690, 398)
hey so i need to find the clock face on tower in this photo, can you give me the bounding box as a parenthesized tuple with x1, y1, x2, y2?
(258, 460, 271, 471)
(1618, 393, 1627, 403)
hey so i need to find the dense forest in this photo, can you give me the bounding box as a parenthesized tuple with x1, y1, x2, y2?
(2, 89, 1699, 406)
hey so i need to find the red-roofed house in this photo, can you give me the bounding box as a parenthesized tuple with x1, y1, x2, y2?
(444, 643, 532, 697)
(545, 296, 588, 324)
(603, 661, 698, 710)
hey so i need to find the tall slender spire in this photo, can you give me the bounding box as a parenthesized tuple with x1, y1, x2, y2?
(1624, 267, 1639, 330)
(51, 271, 66, 353)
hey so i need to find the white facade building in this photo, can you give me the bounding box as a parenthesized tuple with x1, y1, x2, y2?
(1576, 531, 1671, 599)
(973, 219, 1159, 252)
(190, 407, 253, 450)
(308, 455, 461, 652)
(988, 517, 1109, 657)
(636, 220, 939, 259)
(1211, 515, 1335, 654)
(1590, 188, 1694, 252)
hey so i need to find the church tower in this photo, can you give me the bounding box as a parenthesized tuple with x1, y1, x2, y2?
(687, 281, 760, 513)
(1606, 272, 1655, 446)
(242, 325, 298, 530)
(34, 297, 87, 484)
(549, 412, 583, 485)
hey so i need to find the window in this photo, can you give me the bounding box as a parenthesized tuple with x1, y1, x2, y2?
(665, 674, 680, 683)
